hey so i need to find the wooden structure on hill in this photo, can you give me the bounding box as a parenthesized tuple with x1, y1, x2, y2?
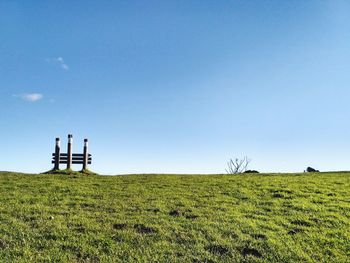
(52, 134, 92, 170)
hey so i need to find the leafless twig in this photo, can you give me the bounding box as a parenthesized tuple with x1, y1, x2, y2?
(226, 156, 251, 174)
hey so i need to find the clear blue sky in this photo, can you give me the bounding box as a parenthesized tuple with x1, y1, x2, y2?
(1, 1, 350, 174)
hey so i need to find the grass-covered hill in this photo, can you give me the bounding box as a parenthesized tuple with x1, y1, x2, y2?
(0, 171, 349, 262)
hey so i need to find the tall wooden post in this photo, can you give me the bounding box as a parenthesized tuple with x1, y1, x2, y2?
(54, 137, 61, 170)
(67, 134, 73, 169)
(83, 139, 88, 170)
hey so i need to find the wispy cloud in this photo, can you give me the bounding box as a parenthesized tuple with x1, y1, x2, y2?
(15, 93, 44, 102)
(46, 57, 69, 71)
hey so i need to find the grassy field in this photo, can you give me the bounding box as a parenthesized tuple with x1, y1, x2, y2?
(0, 171, 349, 262)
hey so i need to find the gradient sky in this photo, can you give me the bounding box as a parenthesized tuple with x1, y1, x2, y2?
(1, 1, 350, 174)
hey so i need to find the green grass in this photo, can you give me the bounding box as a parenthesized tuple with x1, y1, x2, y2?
(0, 171, 349, 262)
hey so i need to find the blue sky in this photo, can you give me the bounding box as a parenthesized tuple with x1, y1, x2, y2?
(1, 1, 350, 174)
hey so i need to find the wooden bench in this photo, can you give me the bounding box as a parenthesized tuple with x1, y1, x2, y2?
(52, 135, 92, 170)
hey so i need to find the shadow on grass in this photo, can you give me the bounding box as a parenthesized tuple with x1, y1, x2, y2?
(42, 169, 99, 176)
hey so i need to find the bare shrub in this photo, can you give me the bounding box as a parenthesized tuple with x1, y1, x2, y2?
(226, 157, 251, 174)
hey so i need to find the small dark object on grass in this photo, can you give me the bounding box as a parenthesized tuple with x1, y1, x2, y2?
(291, 219, 312, 227)
(244, 170, 259, 173)
(113, 223, 127, 230)
(0, 239, 8, 249)
(133, 224, 157, 234)
(241, 247, 262, 258)
(306, 167, 319, 172)
(288, 228, 304, 235)
(169, 210, 181, 217)
(185, 214, 199, 220)
(251, 233, 267, 240)
(206, 244, 229, 255)
(272, 193, 284, 198)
